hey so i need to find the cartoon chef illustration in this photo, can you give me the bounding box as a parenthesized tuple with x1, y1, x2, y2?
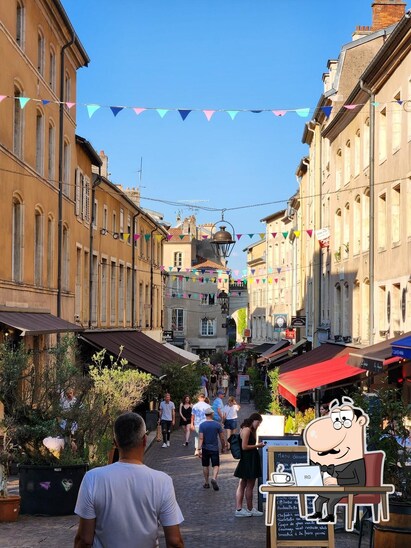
(303, 396, 368, 523)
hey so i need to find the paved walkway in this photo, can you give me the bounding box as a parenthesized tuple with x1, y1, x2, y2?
(1, 398, 368, 547)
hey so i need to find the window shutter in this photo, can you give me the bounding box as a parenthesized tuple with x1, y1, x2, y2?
(75, 168, 81, 216)
(84, 176, 90, 222)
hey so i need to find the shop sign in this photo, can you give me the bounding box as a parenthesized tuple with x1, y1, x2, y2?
(163, 330, 173, 341)
(291, 316, 306, 327)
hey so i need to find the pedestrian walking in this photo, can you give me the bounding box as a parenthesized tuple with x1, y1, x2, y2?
(159, 393, 176, 448)
(198, 407, 226, 491)
(190, 392, 209, 456)
(74, 412, 184, 548)
(212, 389, 225, 424)
(319, 403, 329, 416)
(223, 396, 240, 446)
(179, 395, 192, 446)
(234, 412, 265, 518)
(221, 371, 229, 396)
(209, 368, 218, 398)
(200, 372, 209, 397)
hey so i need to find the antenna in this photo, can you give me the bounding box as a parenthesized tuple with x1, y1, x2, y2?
(136, 157, 146, 191)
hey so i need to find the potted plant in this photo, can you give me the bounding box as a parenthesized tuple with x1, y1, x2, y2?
(0, 338, 153, 515)
(352, 386, 411, 545)
(0, 430, 20, 522)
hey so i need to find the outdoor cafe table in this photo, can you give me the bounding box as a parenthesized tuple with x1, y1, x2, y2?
(259, 484, 394, 531)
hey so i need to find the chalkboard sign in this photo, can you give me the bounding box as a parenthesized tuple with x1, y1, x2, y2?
(268, 446, 331, 546)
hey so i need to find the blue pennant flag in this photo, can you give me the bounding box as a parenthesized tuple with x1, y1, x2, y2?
(110, 106, 124, 117)
(178, 109, 191, 121)
(320, 106, 332, 117)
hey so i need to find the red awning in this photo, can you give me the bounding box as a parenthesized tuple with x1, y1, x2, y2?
(278, 343, 366, 407)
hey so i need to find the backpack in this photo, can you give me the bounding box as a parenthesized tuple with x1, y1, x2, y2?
(228, 433, 242, 459)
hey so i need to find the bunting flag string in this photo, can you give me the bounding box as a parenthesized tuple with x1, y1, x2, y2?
(1, 93, 409, 121)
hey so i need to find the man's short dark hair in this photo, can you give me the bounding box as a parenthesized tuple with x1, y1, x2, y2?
(114, 412, 146, 450)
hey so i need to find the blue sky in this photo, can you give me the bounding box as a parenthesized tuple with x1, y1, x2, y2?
(63, 0, 391, 271)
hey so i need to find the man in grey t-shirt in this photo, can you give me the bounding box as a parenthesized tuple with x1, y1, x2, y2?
(159, 393, 176, 448)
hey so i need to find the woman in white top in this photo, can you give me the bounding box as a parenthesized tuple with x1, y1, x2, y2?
(223, 396, 240, 446)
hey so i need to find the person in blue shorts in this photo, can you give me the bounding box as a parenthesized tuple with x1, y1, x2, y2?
(198, 407, 226, 491)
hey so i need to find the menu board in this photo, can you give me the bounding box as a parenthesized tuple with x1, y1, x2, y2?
(272, 448, 328, 543)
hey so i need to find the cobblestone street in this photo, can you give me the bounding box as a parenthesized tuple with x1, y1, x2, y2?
(0, 400, 368, 547)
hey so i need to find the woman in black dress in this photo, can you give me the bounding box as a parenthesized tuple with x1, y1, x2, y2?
(234, 412, 265, 517)
(179, 395, 192, 446)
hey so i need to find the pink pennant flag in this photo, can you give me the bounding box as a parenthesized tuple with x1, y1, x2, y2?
(202, 235, 209, 240)
(133, 234, 141, 241)
(343, 104, 358, 110)
(272, 110, 286, 117)
(66, 102, 75, 109)
(0, 95, 7, 103)
(306, 229, 313, 238)
(203, 110, 215, 121)
(234, 270, 239, 276)
(133, 107, 146, 116)
(160, 266, 165, 271)
(166, 234, 173, 240)
(236, 234, 243, 240)
(274, 278, 279, 283)
(271, 232, 277, 238)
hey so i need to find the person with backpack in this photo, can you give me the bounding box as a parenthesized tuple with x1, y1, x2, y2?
(233, 412, 265, 518)
(222, 396, 240, 448)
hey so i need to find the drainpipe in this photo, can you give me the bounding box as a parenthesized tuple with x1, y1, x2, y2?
(360, 81, 375, 345)
(88, 169, 102, 328)
(150, 227, 156, 329)
(57, 32, 76, 318)
(131, 212, 141, 328)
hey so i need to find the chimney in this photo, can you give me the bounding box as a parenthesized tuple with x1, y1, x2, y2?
(371, 0, 406, 31)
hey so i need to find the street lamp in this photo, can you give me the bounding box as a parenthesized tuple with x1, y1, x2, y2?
(210, 212, 236, 260)
(217, 290, 229, 315)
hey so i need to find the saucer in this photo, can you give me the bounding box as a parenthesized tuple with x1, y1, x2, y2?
(267, 480, 295, 486)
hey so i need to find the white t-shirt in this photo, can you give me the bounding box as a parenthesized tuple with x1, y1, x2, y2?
(159, 400, 175, 421)
(75, 462, 183, 548)
(191, 401, 209, 427)
(223, 404, 239, 420)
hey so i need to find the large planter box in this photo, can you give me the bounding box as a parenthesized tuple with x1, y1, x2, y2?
(19, 464, 87, 516)
(0, 495, 20, 522)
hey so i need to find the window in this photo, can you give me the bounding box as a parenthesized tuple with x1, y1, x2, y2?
(335, 149, 342, 190)
(391, 184, 400, 244)
(174, 252, 182, 267)
(49, 47, 56, 91)
(35, 110, 44, 175)
(145, 284, 150, 327)
(344, 140, 351, 184)
(112, 211, 117, 234)
(378, 193, 387, 249)
(83, 251, 89, 323)
(363, 118, 370, 169)
(354, 130, 360, 176)
(362, 188, 370, 252)
(93, 198, 98, 228)
(378, 285, 386, 332)
(392, 283, 401, 333)
(47, 216, 54, 287)
(75, 169, 82, 216)
(34, 209, 43, 285)
(91, 255, 98, 325)
(47, 121, 55, 181)
(171, 309, 184, 332)
(353, 281, 360, 340)
(118, 264, 124, 324)
(75, 247, 81, 319)
(334, 209, 342, 251)
(353, 196, 361, 255)
(101, 258, 107, 323)
(64, 72, 71, 104)
(379, 107, 387, 162)
(110, 261, 116, 324)
(200, 293, 215, 305)
(392, 92, 401, 152)
(103, 206, 108, 230)
(63, 140, 70, 197)
(12, 197, 23, 282)
(62, 226, 69, 291)
(119, 208, 124, 239)
(200, 318, 215, 336)
(37, 29, 45, 76)
(13, 86, 24, 158)
(126, 267, 132, 325)
(16, 2, 25, 49)
(343, 283, 349, 336)
(334, 284, 342, 336)
(127, 216, 131, 243)
(343, 203, 350, 257)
